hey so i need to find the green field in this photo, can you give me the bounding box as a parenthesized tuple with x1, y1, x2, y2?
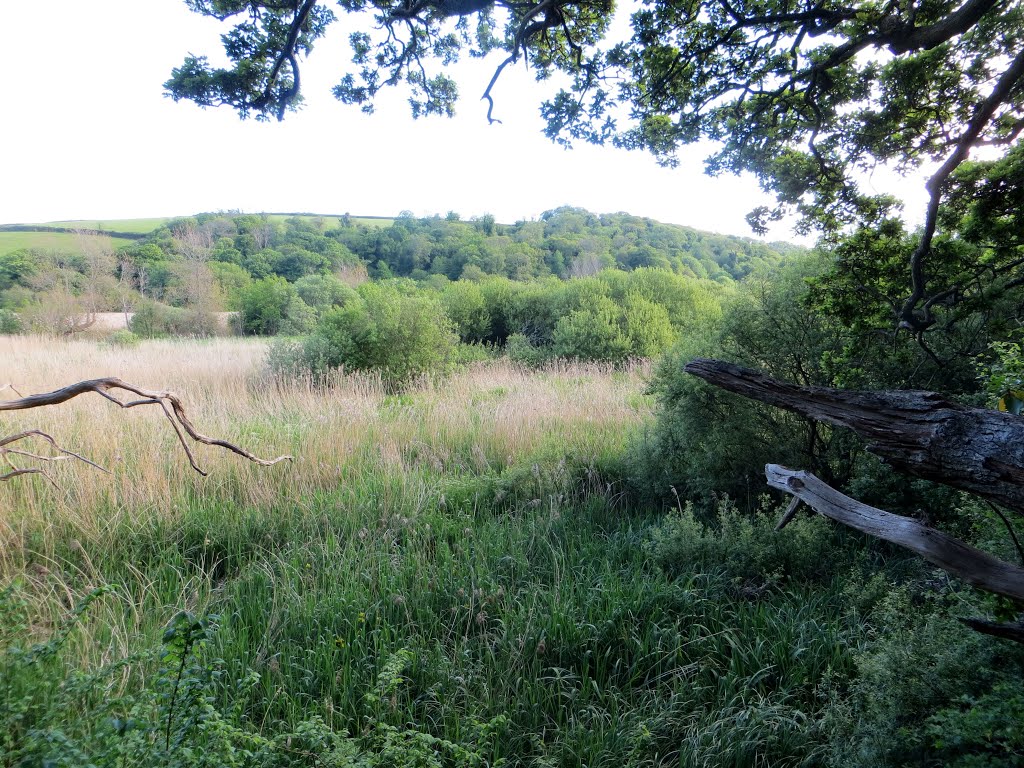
(0, 213, 395, 257)
(41, 217, 174, 234)
(0, 230, 138, 256)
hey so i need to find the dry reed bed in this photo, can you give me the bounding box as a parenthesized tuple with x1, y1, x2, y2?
(1, 335, 650, 574)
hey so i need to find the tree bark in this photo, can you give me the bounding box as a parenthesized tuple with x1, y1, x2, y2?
(684, 358, 1024, 513)
(765, 464, 1024, 602)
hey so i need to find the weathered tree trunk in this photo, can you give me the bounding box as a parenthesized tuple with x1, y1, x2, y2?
(765, 465, 1024, 602)
(685, 358, 1024, 513)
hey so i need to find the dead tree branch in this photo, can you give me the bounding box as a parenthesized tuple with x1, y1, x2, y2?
(685, 358, 1024, 512)
(766, 464, 1024, 602)
(0, 378, 292, 478)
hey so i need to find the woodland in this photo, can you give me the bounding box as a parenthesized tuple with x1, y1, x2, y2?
(3, 0, 1024, 765)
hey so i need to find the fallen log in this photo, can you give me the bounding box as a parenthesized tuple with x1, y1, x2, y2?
(685, 358, 1024, 513)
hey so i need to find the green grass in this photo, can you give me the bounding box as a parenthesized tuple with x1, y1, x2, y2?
(2, 339, 1021, 767)
(40, 218, 173, 234)
(0, 231, 137, 256)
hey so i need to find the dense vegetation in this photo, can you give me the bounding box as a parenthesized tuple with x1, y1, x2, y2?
(4, 337, 1023, 767)
(5, 0, 1024, 761)
(0, 208, 789, 373)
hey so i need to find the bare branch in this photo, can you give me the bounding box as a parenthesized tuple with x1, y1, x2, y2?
(766, 464, 1024, 603)
(0, 378, 292, 478)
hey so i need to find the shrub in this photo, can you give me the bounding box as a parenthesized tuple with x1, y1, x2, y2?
(552, 296, 632, 363)
(107, 329, 141, 347)
(277, 295, 317, 335)
(238, 276, 294, 335)
(292, 273, 357, 312)
(823, 586, 1024, 767)
(505, 332, 553, 368)
(441, 281, 491, 343)
(280, 283, 458, 388)
(0, 308, 21, 334)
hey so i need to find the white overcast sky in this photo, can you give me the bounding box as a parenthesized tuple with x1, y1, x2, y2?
(1, 0, 928, 240)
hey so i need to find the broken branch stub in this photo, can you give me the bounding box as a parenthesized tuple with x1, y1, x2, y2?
(0, 377, 292, 478)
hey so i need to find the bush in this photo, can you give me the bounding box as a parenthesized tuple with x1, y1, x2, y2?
(632, 255, 853, 508)
(238, 276, 294, 335)
(552, 297, 633, 363)
(107, 329, 141, 347)
(823, 586, 1024, 767)
(646, 495, 844, 589)
(441, 281, 491, 343)
(277, 283, 459, 388)
(505, 332, 553, 368)
(129, 302, 220, 338)
(0, 308, 21, 334)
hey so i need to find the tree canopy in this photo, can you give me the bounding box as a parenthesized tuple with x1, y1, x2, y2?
(167, 0, 1024, 344)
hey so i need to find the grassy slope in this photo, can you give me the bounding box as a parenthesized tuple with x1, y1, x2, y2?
(0, 214, 394, 256)
(0, 231, 137, 256)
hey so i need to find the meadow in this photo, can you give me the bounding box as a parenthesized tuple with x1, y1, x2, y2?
(2, 335, 1018, 767)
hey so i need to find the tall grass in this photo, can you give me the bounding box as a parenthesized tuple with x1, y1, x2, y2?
(3, 334, 976, 767)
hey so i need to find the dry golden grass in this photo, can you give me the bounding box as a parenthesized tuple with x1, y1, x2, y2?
(0, 334, 651, 576)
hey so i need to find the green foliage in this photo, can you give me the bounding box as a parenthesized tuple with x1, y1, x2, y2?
(293, 273, 357, 313)
(647, 496, 845, 590)
(0, 308, 21, 334)
(636, 255, 852, 507)
(279, 282, 459, 387)
(441, 281, 490, 344)
(505, 332, 554, 368)
(977, 336, 1024, 414)
(333, 207, 793, 283)
(824, 586, 1024, 767)
(107, 329, 141, 347)
(239, 276, 295, 336)
(129, 302, 220, 338)
(0, 588, 503, 767)
(552, 296, 633, 363)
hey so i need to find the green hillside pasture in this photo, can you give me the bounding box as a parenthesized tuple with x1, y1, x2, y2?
(41, 217, 172, 234)
(0, 230, 136, 256)
(264, 213, 395, 229)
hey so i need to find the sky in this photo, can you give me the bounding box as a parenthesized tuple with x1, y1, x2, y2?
(2, 1, 928, 241)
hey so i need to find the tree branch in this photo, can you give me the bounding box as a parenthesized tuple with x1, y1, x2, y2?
(684, 358, 1024, 512)
(766, 464, 1024, 602)
(0, 378, 292, 477)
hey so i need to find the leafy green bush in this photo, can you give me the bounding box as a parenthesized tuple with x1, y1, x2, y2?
(823, 586, 1024, 767)
(441, 281, 491, 343)
(238, 276, 294, 335)
(274, 282, 458, 388)
(107, 329, 141, 346)
(646, 496, 844, 590)
(552, 296, 633, 363)
(0, 308, 22, 333)
(505, 332, 554, 368)
(293, 273, 357, 313)
(632, 256, 854, 507)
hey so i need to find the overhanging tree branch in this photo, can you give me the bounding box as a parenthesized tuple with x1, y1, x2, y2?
(684, 357, 1024, 512)
(766, 464, 1024, 602)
